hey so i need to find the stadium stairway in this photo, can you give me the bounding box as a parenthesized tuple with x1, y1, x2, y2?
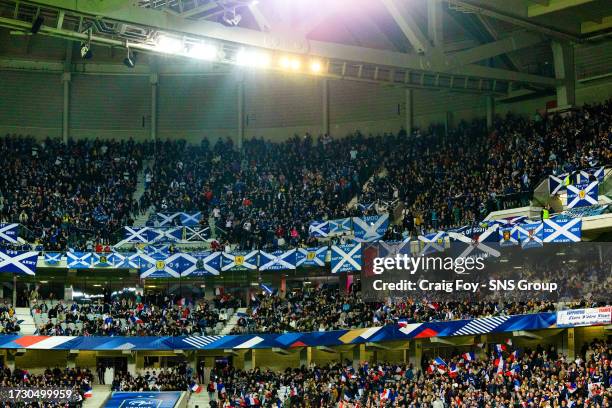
(187, 391, 211, 408)
(83, 385, 112, 408)
(219, 307, 247, 335)
(15, 307, 36, 335)
(133, 158, 154, 226)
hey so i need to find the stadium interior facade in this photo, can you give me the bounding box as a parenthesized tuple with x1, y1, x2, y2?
(0, 0, 611, 406)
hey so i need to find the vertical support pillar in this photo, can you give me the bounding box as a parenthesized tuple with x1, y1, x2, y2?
(552, 41, 576, 108)
(12, 275, 16, 308)
(6, 351, 15, 372)
(486, 95, 495, 130)
(150, 73, 158, 141)
(409, 341, 422, 372)
(237, 80, 245, 149)
(405, 88, 413, 135)
(243, 350, 254, 370)
(299, 347, 311, 368)
(280, 275, 286, 296)
(352, 344, 366, 370)
(67, 351, 77, 369)
(563, 328, 575, 360)
(61, 72, 71, 143)
(322, 79, 330, 136)
(126, 351, 136, 375)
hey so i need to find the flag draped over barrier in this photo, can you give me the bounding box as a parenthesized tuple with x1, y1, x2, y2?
(543, 217, 582, 243)
(296, 247, 327, 267)
(0, 223, 19, 244)
(0, 249, 38, 275)
(221, 250, 258, 272)
(331, 244, 362, 273)
(352, 214, 389, 242)
(258, 249, 296, 271)
(566, 182, 598, 208)
(309, 221, 329, 238)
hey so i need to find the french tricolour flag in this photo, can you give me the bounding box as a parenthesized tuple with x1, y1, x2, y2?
(462, 352, 475, 361)
(566, 383, 577, 394)
(380, 389, 390, 401)
(496, 344, 507, 354)
(494, 357, 505, 375)
(448, 364, 459, 378)
(83, 387, 93, 399)
(190, 382, 202, 393)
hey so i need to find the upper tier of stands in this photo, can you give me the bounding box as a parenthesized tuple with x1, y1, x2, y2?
(1, 100, 609, 251)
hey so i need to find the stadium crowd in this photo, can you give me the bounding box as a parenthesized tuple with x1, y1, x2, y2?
(111, 367, 194, 392)
(0, 100, 610, 251)
(30, 293, 239, 336)
(206, 339, 611, 407)
(0, 367, 93, 407)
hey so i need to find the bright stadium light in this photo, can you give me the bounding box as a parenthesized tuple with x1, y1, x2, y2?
(236, 49, 270, 68)
(279, 56, 291, 69)
(188, 43, 218, 60)
(156, 35, 183, 54)
(310, 59, 322, 73)
(290, 58, 301, 70)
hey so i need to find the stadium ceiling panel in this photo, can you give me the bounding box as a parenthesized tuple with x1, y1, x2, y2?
(0, 0, 609, 94)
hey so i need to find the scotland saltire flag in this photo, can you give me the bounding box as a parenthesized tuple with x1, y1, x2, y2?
(0, 250, 38, 275)
(548, 174, 566, 195)
(122, 227, 151, 244)
(296, 247, 327, 267)
(418, 231, 447, 255)
(492, 216, 528, 226)
(578, 166, 605, 183)
(378, 240, 412, 258)
(141, 244, 171, 257)
(259, 249, 296, 271)
(330, 244, 361, 273)
(0, 223, 19, 244)
(328, 218, 352, 235)
(155, 227, 183, 243)
(566, 182, 598, 208)
(309, 221, 329, 238)
(352, 214, 389, 242)
(516, 222, 543, 249)
(221, 250, 258, 271)
(498, 226, 519, 247)
(92, 253, 112, 267)
(108, 252, 138, 268)
(180, 212, 202, 226)
(138, 253, 186, 278)
(184, 226, 210, 242)
(156, 212, 181, 226)
(357, 202, 375, 212)
(44, 252, 63, 265)
(67, 252, 92, 269)
(543, 217, 581, 243)
(181, 252, 221, 277)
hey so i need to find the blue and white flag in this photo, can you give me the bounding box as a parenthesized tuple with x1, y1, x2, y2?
(0, 223, 19, 244)
(309, 221, 329, 238)
(378, 240, 412, 258)
(548, 174, 566, 195)
(296, 247, 327, 267)
(184, 226, 210, 242)
(543, 217, 581, 243)
(141, 244, 171, 257)
(0, 250, 38, 275)
(566, 182, 598, 208)
(108, 252, 138, 269)
(491, 216, 528, 226)
(418, 231, 447, 255)
(352, 214, 389, 242)
(122, 227, 151, 244)
(357, 202, 375, 212)
(153, 228, 183, 243)
(328, 218, 352, 235)
(138, 253, 187, 278)
(330, 244, 362, 273)
(498, 226, 519, 247)
(181, 252, 221, 277)
(516, 222, 544, 249)
(44, 252, 63, 265)
(578, 166, 605, 183)
(259, 249, 296, 271)
(180, 212, 202, 226)
(67, 252, 92, 269)
(92, 252, 112, 268)
(156, 212, 181, 226)
(221, 250, 258, 272)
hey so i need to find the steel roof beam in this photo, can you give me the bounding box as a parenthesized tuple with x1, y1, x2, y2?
(381, 0, 433, 54)
(528, 0, 595, 17)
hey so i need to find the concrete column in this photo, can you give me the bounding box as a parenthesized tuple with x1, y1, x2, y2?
(486, 95, 495, 130)
(6, 351, 15, 371)
(352, 344, 366, 370)
(409, 341, 422, 372)
(237, 81, 245, 149)
(150, 74, 158, 141)
(67, 351, 77, 369)
(405, 89, 413, 135)
(552, 41, 576, 108)
(12, 275, 16, 307)
(563, 328, 576, 360)
(126, 352, 136, 375)
(299, 347, 311, 368)
(322, 79, 330, 136)
(243, 350, 254, 370)
(62, 72, 71, 143)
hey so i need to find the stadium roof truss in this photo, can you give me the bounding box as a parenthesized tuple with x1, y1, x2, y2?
(0, 0, 609, 95)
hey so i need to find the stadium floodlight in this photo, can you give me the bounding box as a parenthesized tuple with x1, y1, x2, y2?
(156, 35, 183, 54)
(279, 56, 291, 69)
(290, 58, 301, 70)
(123, 48, 135, 68)
(188, 43, 218, 61)
(236, 49, 270, 68)
(80, 42, 92, 59)
(309, 60, 322, 73)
